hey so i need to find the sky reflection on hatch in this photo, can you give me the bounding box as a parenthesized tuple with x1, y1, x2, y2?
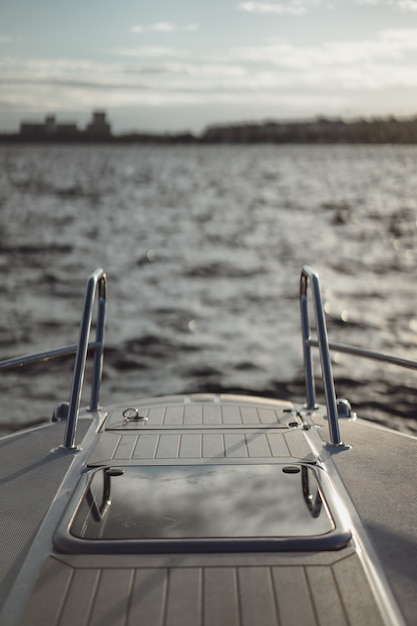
(70, 464, 334, 542)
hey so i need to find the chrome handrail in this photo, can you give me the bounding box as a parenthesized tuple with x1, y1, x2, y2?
(4, 265, 417, 452)
(0, 344, 86, 370)
(62, 268, 106, 450)
(0, 268, 107, 450)
(308, 338, 417, 371)
(300, 266, 342, 446)
(300, 266, 417, 447)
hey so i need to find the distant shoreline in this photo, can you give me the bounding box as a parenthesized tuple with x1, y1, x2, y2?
(2, 115, 417, 144)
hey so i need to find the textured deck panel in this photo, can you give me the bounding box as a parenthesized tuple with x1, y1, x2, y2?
(329, 419, 417, 626)
(90, 397, 314, 465)
(0, 419, 92, 609)
(19, 552, 384, 626)
(88, 428, 312, 464)
(104, 395, 297, 430)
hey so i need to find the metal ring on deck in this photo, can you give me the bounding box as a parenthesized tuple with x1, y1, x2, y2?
(122, 407, 148, 423)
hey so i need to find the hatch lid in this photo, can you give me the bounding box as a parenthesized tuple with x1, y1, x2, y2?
(55, 463, 351, 553)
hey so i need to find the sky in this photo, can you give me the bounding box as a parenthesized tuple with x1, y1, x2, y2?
(1, 0, 417, 134)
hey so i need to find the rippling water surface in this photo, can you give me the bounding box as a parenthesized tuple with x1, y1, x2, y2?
(1, 143, 417, 434)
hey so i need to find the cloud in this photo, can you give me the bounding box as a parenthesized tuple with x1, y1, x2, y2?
(357, 0, 417, 8)
(238, 1, 314, 14)
(396, 0, 417, 9)
(3, 28, 417, 116)
(379, 27, 417, 42)
(129, 63, 247, 78)
(117, 46, 190, 58)
(130, 22, 199, 34)
(0, 56, 247, 93)
(212, 28, 417, 67)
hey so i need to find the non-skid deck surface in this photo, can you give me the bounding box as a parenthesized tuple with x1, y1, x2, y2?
(330, 419, 417, 626)
(103, 395, 298, 429)
(88, 428, 313, 464)
(11, 398, 391, 626)
(0, 419, 92, 608)
(89, 395, 312, 464)
(19, 551, 383, 626)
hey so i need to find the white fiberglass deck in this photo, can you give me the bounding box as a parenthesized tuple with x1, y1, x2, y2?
(3, 395, 397, 626)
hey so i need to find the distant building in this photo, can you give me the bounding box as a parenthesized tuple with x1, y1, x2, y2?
(44, 115, 57, 133)
(19, 121, 45, 138)
(19, 110, 112, 140)
(20, 114, 79, 139)
(85, 111, 112, 138)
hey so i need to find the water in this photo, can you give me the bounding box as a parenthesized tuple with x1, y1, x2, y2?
(1, 143, 417, 435)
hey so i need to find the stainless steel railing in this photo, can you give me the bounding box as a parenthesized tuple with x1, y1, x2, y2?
(300, 265, 417, 447)
(300, 266, 343, 446)
(2, 265, 417, 451)
(0, 268, 107, 450)
(62, 268, 106, 450)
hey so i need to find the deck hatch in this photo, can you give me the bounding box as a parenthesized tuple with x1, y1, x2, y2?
(55, 464, 351, 553)
(104, 396, 299, 430)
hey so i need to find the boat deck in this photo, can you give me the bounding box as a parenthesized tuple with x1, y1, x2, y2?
(0, 419, 92, 612)
(1, 267, 416, 625)
(1, 394, 409, 626)
(330, 418, 417, 626)
(19, 549, 381, 626)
